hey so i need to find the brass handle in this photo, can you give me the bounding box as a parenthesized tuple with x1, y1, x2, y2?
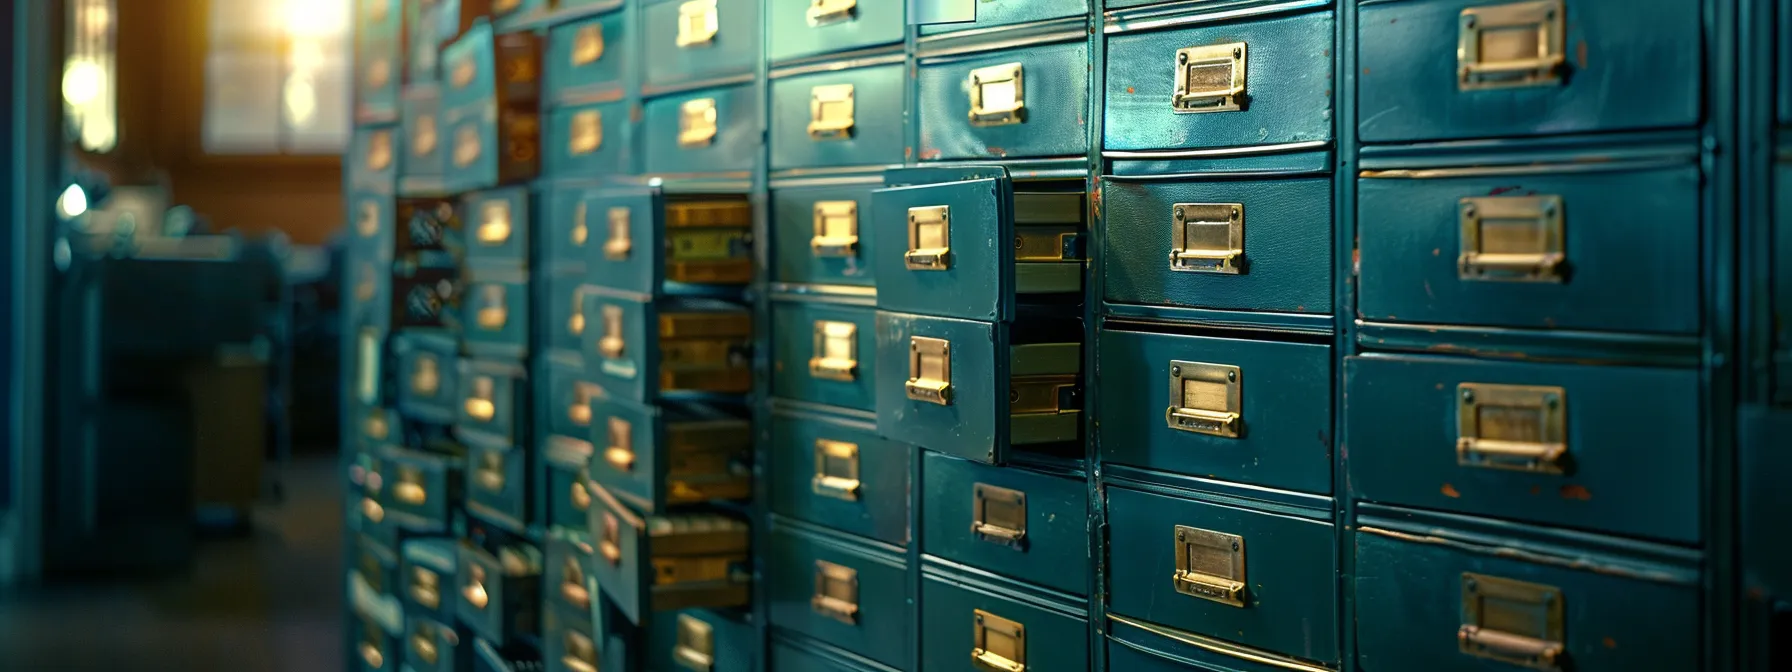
(463, 580, 489, 610)
(571, 481, 592, 511)
(361, 497, 385, 523)
(410, 632, 439, 665)
(1456, 383, 1569, 474)
(809, 320, 859, 382)
(807, 84, 856, 140)
(971, 483, 1026, 549)
(811, 560, 860, 625)
(675, 0, 719, 48)
(1172, 43, 1247, 114)
(971, 609, 1027, 672)
(465, 397, 496, 422)
(1173, 525, 1247, 607)
(476, 201, 512, 246)
(599, 538, 622, 565)
(1166, 361, 1243, 438)
(967, 63, 1025, 127)
(570, 110, 602, 155)
(359, 642, 385, 670)
(572, 24, 604, 65)
(673, 613, 717, 672)
(409, 583, 440, 610)
(1169, 203, 1245, 274)
(974, 650, 1024, 672)
(806, 0, 856, 25)
(565, 658, 599, 672)
(562, 572, 591, 610)
(1457, 1, 1565, 91)
(453, 124, 480, 168)
(905, 206, 951, 271)
(906, 336, 953, 405)
(393, 480, 427, 506)
(678, 98, 719, 148)
(1458, 195, 1566, 283)
(476, 459, 506, 492)
(810, 200, 859, 257)
(1458, 626, 1566, 670)
(811, 439, 861, 501)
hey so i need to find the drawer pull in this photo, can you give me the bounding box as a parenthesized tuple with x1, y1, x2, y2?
(572, 23, 605, 66)
(365, 57, 392, 89)
(605, 417, 636, 472)
(412, 113, 437, 157)
(476, 200, 511, 246)
(598, 305, 627, 359)
(1456, 383, 1569, 474)
(561, 555, 590, 609)
(809, 320, 859, 381)
(968, 62, 1025, 127)
(462, 564, 490, 610)
(453, 124, 480, 168)
(475, 451, 505, 492)
(360, 497, 385, 524)
(475, 284, 509, 330)
(1458, 0, 1565, 91)
(1173, 43, 1247, 114)
(465, 376, 497, 422)
(1459, 573, 1566, 670)
(1169, 203, 1244, 274)
(906, 336, 954, 405)
(674, 613, 717, 672)
(1458, 195, 1566, 282)
(972, 609, 1027, 672)
(356, 201, 381, 238)
(676, 0, 719, 48)
(409, 567, 441, 609)
(410, 355, 440, 396)
(808, 84, 856, 140)
(1172, 525, 1247, 607)
(1166, 361, 1242, 438)
(811, 439, 862, 501)
(905, 205, 952, 270)
(570, 381, 596, 426)
(604, 206, 633, 260)
(571, 479, 592, 511)
(393, 467, 427, 505)
(365, 0, 390, 22)
(564, 630, 600, 672)
(678, 98, 719, 148)
(366, 130, 393, 171)
(359, 642, 385, 670)
(357, 328, 382, 405)
(410, 630, 439, 665)
(493, 0, 520, 13)
(570, 109, 602, 155)
(450, 57, 475, 90)
(971, 483, 1027, 549)
(810, 200, 860, 257)
(811, 560, 861, 625)
(570, 200, 590, 248)
(807, 0, 856, 26)
(363, 411, 390, 442)
(599, 512, 624, 565)
(569, 286, 590, 339)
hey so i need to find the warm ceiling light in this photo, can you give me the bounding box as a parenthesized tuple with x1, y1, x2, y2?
(284, 74, 318, 128)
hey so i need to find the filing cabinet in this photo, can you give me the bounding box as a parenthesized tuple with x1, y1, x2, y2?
(458, 542, 545, 645)
(643, 84, 762, 176)
(542, 606, 600, 672)
(920, 453, 1088, 596)
(543, 530, 596, 619)
(466, 441, 531, 530)
(769, 410, 910, 547)
(394, 329, 461, 425)
(456, 358, 528, 448)
(770, 301, 876, 412)
(584, 188, 755, 293)
(351, 125, 402, 192)
(461, 187, 534, 270)
(461, 268, 532, 359)
(380, 444, 467, 532)
(357, 613, 402, 672)
(768, 62, 907, 171)
(544, 9, 632, 106)
(586, 485, 753, 626)
(640, 0, 762, 88)
(441, 22, 543, 191)
(401, 86, 449, 192)
(581, 294, 753, 402)
(916, 40, 1090, 161)
(408, 0, 446, 85)
(764, 0, 905, 64)
(586, 396, 752, 514)
(770, 184, 877, 287)
(544, 101, 632, 177)
(767, 520, 911, 669)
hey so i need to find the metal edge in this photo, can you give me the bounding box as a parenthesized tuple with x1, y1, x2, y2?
(1102, 0, 1333, 35)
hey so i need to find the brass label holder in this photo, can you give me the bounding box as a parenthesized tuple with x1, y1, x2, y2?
(1459, 572, 1567, 670)
(971, 483, 1027, 550)
(1169, 203, 1244, 274)
(810, 200, 860, 257)
(570, 109, 603, 155)
(808, 320, 859, 381)
(1458, 0, 1566, 91)
(678, 98, 719, 148)
(606, 416, 637, 472)
(807, 0, 856, 26)
(674, 613, 717, 672)
(475, 284, 509, 331)
(906, 336, 954, 405)
(905, 205, 951, 270)
(465, 376, 497, 422)
(1456, 382, 1569, 474)
(1166, 361, 1242, 438)
(808, 84, 856, 140)
(572, 23, 605, 65)
(676, 0, 719, 48)
(599, 305, 627, 359)
(1173, 43, 1247, 113)
(453, 124, 480, 168)
(972, 609, 1027, 672)
(477, 200, 512, 246)
(1172, 525, 1247, 607)
(968, 63, 1025, 127)
(605, 205, 633, 260)
(1458, 195, 1566, 282)
(811, 439, 862, 501)
(811, 560, 861, 625)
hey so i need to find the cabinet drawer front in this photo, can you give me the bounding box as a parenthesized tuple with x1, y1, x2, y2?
(772, 302, 878, 412)
(461, 187, 534, 269)
(1359, 163, 1701, 334)
(404, 616, 464, 672)
(1098, 330, 1332, 494)
(766, 0, 905, 63)
(583, 296, 756, 402)
(407, 0, 445, 85)
(357, 41, 403, 121)
(348, 192, 396, 262)
(644, 84, 761, 175)
(1103, 9, 1334, 152)
(544, 275, 592, 355)
(543, 605, 600, 672)
(544, 10, 632, 104)
(1354, 529, 1699, 671)
(1102, 176, 1331, 313)
(770, 412, 909, 546)
(586, 189, 755, 294)
(1344, 355, 1702, 544)
(383, 447, 464, 528)
(916, 0, 1087, 34)
(354, 613, 400, 672)
(642, 0, 762, 87)
(920, 576, 1089, 672)
(647, 608, 758, 672)
(872, 178, 1011, 321)
(349, 126, 400, 192)
(456, 360, 527, 446)
(921, 452, 1089, 596)
(768, 526, 913, 668)
(1358, 0, 1701, 143)
(588, 396, 753, 514)
(401, 539, 460, 624)
(586, 496, 753, 626)
(770, 63, 907, 170)
(545, 185, 597, 268)
(545, 101, 631, 178)
(544, 533, 597, 618)
(466, 444, 529, 528)
(544, 356, 598, 441)
(583, 295, 653, 400)
(456, 544, 543, 645)
(543, 443, 594, 531)
(1107, 487, 1339, 664)
(401, 88, 446, 185)
(461, 273, 531, 359)
(917, 42, 1091, 161)
(772, 184, 879, 286)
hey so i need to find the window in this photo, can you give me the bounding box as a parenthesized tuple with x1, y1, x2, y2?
(203, 0, 352, 155)
(63, 0, 118, 153)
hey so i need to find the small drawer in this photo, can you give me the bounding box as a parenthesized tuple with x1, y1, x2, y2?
(916, 0, 1087, 34)
(771, 184, 877, 286)
(351, 406, 399, 456)
(586, 189, 755, 294)
(461, 187, 533, 270)
(401, 86, 447, 188)
(545, 101, 631, 178)
(647, 609, 757, 672)
(1097, 329, 1332, 495)
(766, 0, 905, 63)
(348, 324, 389, 412)
(872, 170, 1085, 322)
(544, 356, 601, 440)
(641, 0, 762, 88)
(395, 196, 464, 257)
(1106, 486, 1339, 665)
(1344, 354, 1702, 544)
(544, 530, 597, 617)
(441, 21, 541, 112)
(355, 612, 401, 672)
(769, 63, 907, 171)
(545, 185, 598, 269)
(1101, 175, 1331, 314)
(1358, 0, 1702, 143)
(586, 489, 753, 626)
(1354, 527, 1700, 671)
(545, 10, 632, 104)
(348, 192, 396, 261)
(356, 41, 402, 122)
(920, 574, 1090, 672)
(405, 616, 465, 672)
(874, 311, 1083, 466)
(391, 264, 463, 330)
(473, 637, 544, 672)
(768, 525, 912, 669)
(1103, 8, 1334, 152)
(582, 295, 753, 402)
(380, 446, 466, 530)
(456, 358, 528, 447)
(921, 452, 1089, 595)
(356, 534, 403, 607)
(402, 538, 461, 623)
(544, 275, 593, 355)
(644, 84, 761, 176)
(466, 443, 530, 530)
(544, 606, 600, 672)
(917, 41, 1090, 161)
(457, 542, 544, 645)
(770, 410, 910, 546)
(1358, 162, 1701, 334)
(771, 301, 877, 412)
(460, 269, 532, 359)
(543, 437, 594, 531)
(407, 0, 445, 85)
(442, 104, 541, 193)
(394, 329, 460, 425)
(357, 0, 403, 45)
(588, 397, 753, 514)
(345, 255, 393, 331)
(349, 125, 400, 191)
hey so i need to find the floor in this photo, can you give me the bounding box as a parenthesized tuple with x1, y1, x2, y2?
(0, 454, 346, 671)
